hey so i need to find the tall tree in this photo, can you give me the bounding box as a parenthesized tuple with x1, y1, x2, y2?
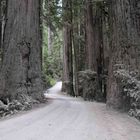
(0, 0, 6, 63)
(85, 0, 96, 70)
(62, 0, 74, 96)
(0, 0, 44, 102)
(47, 26, 53, 55)
(93, 2, 105, 100)
(102, 1, 110, 99)
(107, 0, 140, 109)
(72, 0, 80, 96)
(45, 0, 53, 55)
(0, 1, 2, 54)
(85, 1, 106, 101)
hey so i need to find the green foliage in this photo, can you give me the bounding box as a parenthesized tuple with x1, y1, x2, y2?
(114, 66, 140, 120)
(42, 0, 63, 88)
(42, 25, 63, 88)
(43, 0, 62, 32)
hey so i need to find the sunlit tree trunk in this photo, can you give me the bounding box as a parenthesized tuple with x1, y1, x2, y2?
(48, 26, 53, 55)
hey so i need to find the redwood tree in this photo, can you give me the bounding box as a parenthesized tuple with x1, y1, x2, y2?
(0, 1, 2, 52)
(0, 0, 44, 102)
(107, 0, 140, 109)
(85, 0, 96, 70)
(62, 0, 74, 96)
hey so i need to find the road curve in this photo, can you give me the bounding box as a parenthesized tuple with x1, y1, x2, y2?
(0, 82, 140, 140)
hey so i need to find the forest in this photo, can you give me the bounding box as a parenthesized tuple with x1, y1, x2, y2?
(0, 0, 140, 140)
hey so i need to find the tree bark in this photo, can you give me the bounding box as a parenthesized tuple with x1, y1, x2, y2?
(85, 0, 96, 70)
(0, 1, 2, 54)
(94, 2, 103, 95)
(0, 0, 44, 102)
(72, 1, 79, 97)
(107, 0, 140, 109)
(48, 26, 53, 55)
(102, 5, 110, 99)
(0, 0, 6, 64)
(62, 0, 74, 96)
(85, 1, 106, 101)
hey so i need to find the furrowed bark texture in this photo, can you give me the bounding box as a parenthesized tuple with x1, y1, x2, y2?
(62, 0, 74, 96)
(85, 0, 96, 70)
(85, 1, 106, 101)
(107, 0, 140, 109)
(0, 0, 6, 63)
(93, 2, 105, 100)
(102, 5, 110, 100)
(0, 1, 2, 52)
(0, 0, 44, 102)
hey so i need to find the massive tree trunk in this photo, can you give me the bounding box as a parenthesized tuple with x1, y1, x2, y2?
(107, 0, 140, 109)
(62, 0, 74, 96)
(72, 0, 80, 97)
(0, 0, 44, 102)
(0, 1, 2, 53)
(102, 4, 110, 100)
(93, 2, 104, 100)
(85, 1, 106, 101)
(85, 0, 96, 70)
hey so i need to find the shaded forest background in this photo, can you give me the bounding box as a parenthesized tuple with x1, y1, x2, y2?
(0, 0, 140, 121)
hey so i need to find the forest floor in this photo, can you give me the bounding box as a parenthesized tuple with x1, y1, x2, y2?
(0, 82, 140, 140)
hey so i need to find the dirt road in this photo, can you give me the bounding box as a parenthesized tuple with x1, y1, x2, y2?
(0, 82, 140, 140)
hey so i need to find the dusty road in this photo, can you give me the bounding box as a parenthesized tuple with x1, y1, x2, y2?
(0, 82, 140, 140)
